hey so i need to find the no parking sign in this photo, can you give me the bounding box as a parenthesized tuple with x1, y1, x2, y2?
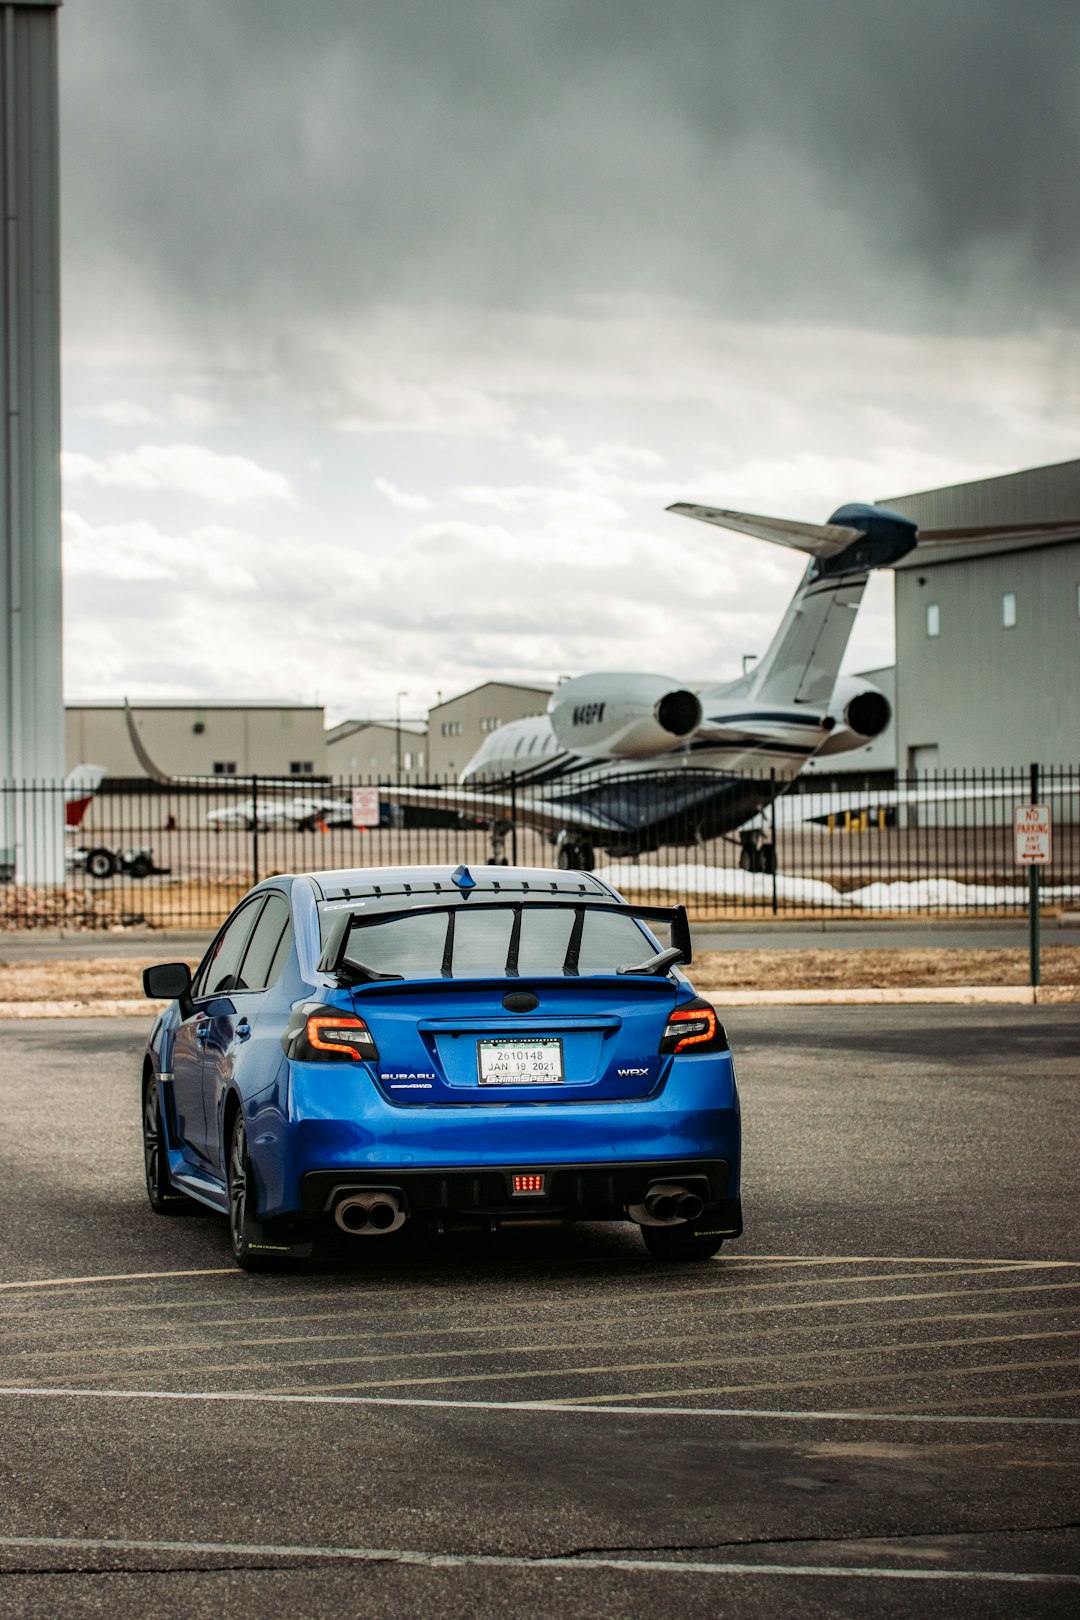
(351, 786, 381, 829)
(1014, 804, 1051, 864)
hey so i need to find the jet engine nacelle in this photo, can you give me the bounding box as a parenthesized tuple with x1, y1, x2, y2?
(548, 674, 703, 760)
(814, 676, 892, 757)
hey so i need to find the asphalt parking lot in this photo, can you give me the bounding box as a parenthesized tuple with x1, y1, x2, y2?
(0, 1006, 1077, 1617)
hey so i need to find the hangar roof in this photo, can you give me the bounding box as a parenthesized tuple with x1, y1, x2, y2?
(429, 679, 554, 712)
(880, 457, 1080, 569)
(66, 698, 324, 711)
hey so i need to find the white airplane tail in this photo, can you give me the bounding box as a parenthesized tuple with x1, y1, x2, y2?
(668, 500, 919, 708)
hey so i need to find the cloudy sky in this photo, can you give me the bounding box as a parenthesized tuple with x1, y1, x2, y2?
(60, 0, 1080, 722)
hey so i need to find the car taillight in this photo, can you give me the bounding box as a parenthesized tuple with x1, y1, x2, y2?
(281, 1006, 380, 1063)
(306, 1015, 378, 1060)
(660, 997, 728, 1055)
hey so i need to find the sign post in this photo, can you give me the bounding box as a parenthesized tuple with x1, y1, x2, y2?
(1014, 769, 1050, 989)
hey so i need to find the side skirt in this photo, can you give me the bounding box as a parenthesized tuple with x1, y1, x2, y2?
(168, 1162, 229, 1213)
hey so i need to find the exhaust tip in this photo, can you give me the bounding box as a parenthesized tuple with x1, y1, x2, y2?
(336, 1200, 370, 1233)
(332, 1188, 406, 1237)
(629, 1180, 708, 1227)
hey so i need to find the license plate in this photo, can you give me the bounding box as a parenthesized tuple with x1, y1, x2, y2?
(477, 1037, 564, 1086)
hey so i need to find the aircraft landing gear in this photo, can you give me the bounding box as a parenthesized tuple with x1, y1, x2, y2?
(487, 819, 512, 866)
(738, 828, 777, 875)
(555, 833, 596, 872)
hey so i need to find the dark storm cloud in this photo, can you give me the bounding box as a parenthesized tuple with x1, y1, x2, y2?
(61, 0, 1080, 340)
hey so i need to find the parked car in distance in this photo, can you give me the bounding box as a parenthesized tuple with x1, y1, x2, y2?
(141, 864, 742, 1270)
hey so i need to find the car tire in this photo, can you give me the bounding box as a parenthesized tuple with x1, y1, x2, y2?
(641, 1223, 725, 1262)
(86, 847, 115, 879)
(142, 1081, 200, 1215)
(228, 1113, 293, 1271)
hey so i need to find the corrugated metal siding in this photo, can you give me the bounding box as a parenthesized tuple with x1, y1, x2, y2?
(881, 458, 1080, 533)
(896, 540, 1080, 767)
(64, 705, 328, 778)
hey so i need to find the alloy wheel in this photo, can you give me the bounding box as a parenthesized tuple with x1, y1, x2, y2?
(229, 1117, 248, 1254)
(142, 1087, 161, 1202)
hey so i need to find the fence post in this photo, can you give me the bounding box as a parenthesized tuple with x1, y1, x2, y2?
(251, 774, 260, 887)
(509, 771, 518, 866)
(770, 768, 778, 916)
(1028, 762, 1040, 989)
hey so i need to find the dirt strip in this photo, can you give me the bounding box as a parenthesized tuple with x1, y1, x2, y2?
(6, 987, 1080, 1017)
(2, 947, 1078, 1005)
(0, 948, 1077, 1016)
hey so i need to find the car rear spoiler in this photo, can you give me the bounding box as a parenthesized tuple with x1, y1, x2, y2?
(317, 899, 692, 984)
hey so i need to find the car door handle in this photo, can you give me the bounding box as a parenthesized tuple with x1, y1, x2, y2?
(236, 1019, 252, 1042)
(195, 1019, 211, 1043)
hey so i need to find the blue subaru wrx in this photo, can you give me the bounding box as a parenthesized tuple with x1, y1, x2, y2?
(141, 865, 742, 1269)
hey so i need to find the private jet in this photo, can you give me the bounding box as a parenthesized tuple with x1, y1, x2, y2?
(391, 500, 920, 870)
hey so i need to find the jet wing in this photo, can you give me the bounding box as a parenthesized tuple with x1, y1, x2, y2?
(667, 503, 864, 560)
(380, 782, 626, 837)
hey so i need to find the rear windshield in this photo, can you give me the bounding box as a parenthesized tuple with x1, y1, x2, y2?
(321, 903, 655, 980)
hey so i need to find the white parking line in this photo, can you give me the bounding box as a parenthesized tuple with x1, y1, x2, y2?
(0, 1385, 1077, 1425)
(0, 1256, 1074, 1296)
(0, 1258, 1072, 1309)
(0, 1534, 1075, 1586)
(0, 1269, 237, 1293)
(10, 1299, 1071, 1366)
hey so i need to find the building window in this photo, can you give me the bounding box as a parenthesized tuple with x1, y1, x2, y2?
(1002, 592, 1017, 629)
(926, 603, 940, 638)
(403, 751, 414, 770)
(289, 760, 313, 774)
(213, 761, 237, 775)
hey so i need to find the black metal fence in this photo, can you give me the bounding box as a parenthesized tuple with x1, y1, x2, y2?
(1, 765, 1077, 931)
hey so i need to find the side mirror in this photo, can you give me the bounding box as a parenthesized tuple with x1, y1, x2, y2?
(142, 962, 192, 1002)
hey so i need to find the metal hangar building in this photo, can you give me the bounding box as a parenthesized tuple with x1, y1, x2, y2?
(881, 457, 1080, 773)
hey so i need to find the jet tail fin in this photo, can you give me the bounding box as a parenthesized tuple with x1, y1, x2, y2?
(748, 570, 867, 706)
(669, 499, 919, 708)
(63, 764, 105, 829)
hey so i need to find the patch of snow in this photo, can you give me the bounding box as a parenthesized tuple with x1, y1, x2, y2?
(595, 864, 1080, 911)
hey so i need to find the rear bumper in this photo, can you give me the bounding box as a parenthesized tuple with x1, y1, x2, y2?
(251, 1052, 741, 1220)
(300, 1158, 741, 1233)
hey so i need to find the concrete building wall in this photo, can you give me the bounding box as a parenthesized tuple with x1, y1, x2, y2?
(427, 681, 552, 776)
(893, 539, 1080, 770)
(66, 703, 327, 780)
(325, 721, 427, 779)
